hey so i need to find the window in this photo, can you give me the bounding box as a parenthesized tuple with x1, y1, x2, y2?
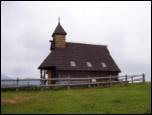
(70, 61, 76, 67)
(92, 79, 96, 83)
(86, 62, 92, 67)
(101, 62, 107, 67)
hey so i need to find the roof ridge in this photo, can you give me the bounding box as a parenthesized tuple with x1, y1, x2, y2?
(66, 42, 107, 47)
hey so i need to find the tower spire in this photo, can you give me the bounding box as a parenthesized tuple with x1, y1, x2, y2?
(52, 18, 67, 37)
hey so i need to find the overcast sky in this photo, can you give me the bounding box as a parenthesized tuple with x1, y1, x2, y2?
(1, 1, 151, 81)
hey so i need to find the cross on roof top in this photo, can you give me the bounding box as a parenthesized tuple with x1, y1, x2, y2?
(58, 17, 60, 23)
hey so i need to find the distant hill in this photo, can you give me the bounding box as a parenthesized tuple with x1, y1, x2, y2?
(1, 74, 40, 86)
(1, 74, 13, 80)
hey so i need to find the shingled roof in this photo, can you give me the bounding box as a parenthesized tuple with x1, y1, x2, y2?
(52, 22, 67, 37)
(38, 42, 121, 72)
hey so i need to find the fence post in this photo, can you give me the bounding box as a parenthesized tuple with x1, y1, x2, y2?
(110, 75, 112, 87)
(67, 76, 70, 89)
(16, 77, 19, 91)
(131, 76, 133, 84)
(125, 74, 128, 85)
(88, 76, 91, 88)
(28, 79, 30, 87)
(142, 73, 145, 83)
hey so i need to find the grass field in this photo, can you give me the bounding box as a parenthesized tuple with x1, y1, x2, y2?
(1, 83, 151, 114)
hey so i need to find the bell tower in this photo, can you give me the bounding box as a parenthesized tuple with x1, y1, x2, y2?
(50, 18, 67, 50)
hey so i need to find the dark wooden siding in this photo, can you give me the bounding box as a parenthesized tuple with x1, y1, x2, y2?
(56, 71, 118, 83)
(56, 70, 118, 78)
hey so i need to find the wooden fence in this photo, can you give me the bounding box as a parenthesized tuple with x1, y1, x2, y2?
(1, 73, 145, 89)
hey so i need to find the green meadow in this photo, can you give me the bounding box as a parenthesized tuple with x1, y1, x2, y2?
(1, 83, 151, 114)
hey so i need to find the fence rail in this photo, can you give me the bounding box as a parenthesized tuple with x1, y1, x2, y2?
(1, 73, 145, 89)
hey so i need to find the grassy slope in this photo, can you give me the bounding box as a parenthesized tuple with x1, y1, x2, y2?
(1, 83, 151, 114)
